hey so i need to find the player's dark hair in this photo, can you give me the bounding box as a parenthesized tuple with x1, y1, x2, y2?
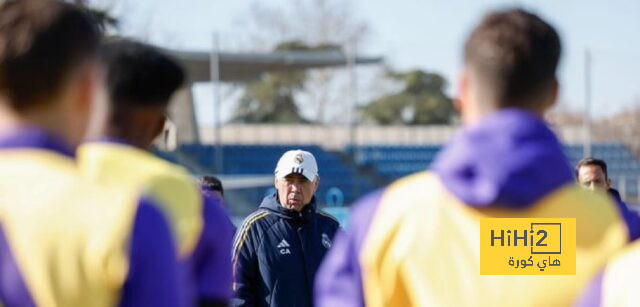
(0, 0, 101, 111)
(102, 38, 185, 108)
(464, 8, 561, 109)
(576, 157, 608, 180)
(200, 175, 224, 196)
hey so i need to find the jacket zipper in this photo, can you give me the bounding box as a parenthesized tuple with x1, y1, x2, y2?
(296, 217, 312, 306)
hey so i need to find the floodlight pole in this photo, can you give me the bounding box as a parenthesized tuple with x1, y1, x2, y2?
(583, 49, 592, 158)
(211, 32, 224, 174)
(347, 39, 361, 198)
(347, 40, 357, 150)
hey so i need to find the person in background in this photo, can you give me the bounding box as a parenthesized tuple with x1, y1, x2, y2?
(200, 175, 225, 200)
(233, 149, 340, 307)
(576, 157, 640, 240)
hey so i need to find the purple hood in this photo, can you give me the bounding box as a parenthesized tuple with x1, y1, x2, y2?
(432, 109, 573, 208)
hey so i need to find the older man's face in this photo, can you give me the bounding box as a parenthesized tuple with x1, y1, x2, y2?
(577, 165, 611, 192)
(276, 173, 319, 212)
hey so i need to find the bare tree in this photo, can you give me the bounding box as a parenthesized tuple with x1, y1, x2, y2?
(232, 0, 371, 124)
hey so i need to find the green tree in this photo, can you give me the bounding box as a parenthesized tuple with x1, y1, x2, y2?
(361, 70, 455, 125)
(232, 41, 340, 124)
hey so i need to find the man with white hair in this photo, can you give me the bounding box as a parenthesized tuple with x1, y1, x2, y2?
(232, 149, 340, 307)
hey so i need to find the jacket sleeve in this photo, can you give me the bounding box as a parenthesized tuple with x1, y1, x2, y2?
(119, 198, 181, 307)
(574, 270, 603, 307)
(315, 190, 384, 307)
(231, 214, 262, 307)
(190, 194, 235, 305)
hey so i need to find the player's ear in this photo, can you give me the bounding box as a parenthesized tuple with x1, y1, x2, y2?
(151, 111, 166, 139)
(455, 70, 469, 114)
(65, 61, 105, 146)
(83, 63, 109, 141)
(76, 62, 103, 115)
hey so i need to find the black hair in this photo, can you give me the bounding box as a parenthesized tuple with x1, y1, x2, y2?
(0, 0, 101, 110)
(576, 157, 609, 180)
(102, 38, 185, 107)
(200, 175, 224, 196)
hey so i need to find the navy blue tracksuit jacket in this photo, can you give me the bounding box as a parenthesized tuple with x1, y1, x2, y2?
(232, 194, 340, 307)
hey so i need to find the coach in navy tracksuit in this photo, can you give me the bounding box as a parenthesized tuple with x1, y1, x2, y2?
(232, 150, 340, 307)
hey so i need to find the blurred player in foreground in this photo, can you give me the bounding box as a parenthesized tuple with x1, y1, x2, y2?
(0, 1, 180, 306)
(315, 8, 629, 307)
(77, 38, 235, 306)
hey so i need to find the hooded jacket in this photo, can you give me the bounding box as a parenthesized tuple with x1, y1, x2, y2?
(315, 109, 629, 307)
(232, 194, 339, 307)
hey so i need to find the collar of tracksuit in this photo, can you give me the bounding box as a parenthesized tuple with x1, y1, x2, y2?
(0, 127, 75, 158)
(259, 193, 317, 222)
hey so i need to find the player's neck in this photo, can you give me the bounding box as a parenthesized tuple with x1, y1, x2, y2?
(462, 105, 547, 126)
(0, 99, 76, 146)
(101, 107, 163, 151)
(101, 127, 151, 150)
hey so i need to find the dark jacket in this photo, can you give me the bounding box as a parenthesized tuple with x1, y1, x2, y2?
(608, 188, 640, 240)
(232, 194, 340, 307)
